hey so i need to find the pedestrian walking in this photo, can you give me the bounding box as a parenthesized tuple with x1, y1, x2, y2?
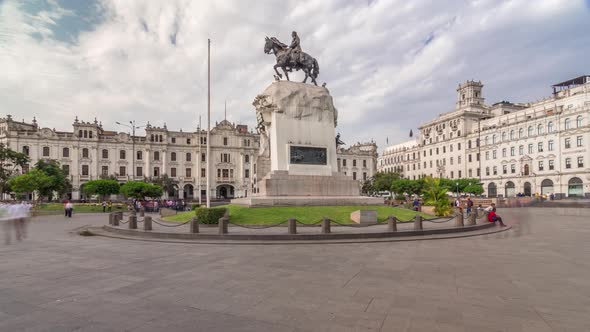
(107, 200, 112, 212)
(466, 197, 474, 215)
(65, 201, 73, 218)
(102, 200, 107, 213)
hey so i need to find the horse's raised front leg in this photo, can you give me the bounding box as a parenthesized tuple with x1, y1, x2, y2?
(274, 64, 282, 79)
(282, 67, 290, 81)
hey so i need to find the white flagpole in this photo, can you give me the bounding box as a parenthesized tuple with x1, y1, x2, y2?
(198, 114, 202, 206)
(206, 38, 211, 208)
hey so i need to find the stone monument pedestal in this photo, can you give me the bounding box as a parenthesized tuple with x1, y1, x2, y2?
(231, 81, 382, 207)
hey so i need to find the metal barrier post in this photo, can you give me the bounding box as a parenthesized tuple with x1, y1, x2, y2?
(414, 215, 423, 230)
(190, 217, 200, 234)
(218, 216, 228, 235)
(321, 217, 331, 234)
(143, 216, 152, 231)
(108, 213, 114, 225)
(455, 213, 464, 227)
(140, 208, 145, 217)
(387, 216, 397, 232)
(129, 215, 137, 229)
(288, 218, 297, 234)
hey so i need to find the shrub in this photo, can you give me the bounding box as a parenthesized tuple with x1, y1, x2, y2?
(195, 207, 227, 224)
(395, 194, 406, 201)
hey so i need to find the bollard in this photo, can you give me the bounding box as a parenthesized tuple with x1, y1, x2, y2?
(455, 212, 464, 227)
(190, 217, 200, 234)
(414, 215, 423, 230)
(218, 216, 228, 235)
(130, 209, 136, 216)
(321, 217, 331, 234)
(143, 216, 152, 231)
(140, 209, 145, 217)
(288, 218, 297, 234)
(387, 216, 397, 232)
(108, 213, 114, 225)
(112, 213, 120, 226)
(129, 215, 137, 229)
(466, 212, 476, 226)
(115, 211, 123, 221)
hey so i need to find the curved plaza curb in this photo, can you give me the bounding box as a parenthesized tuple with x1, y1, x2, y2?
(85, 222, 510, 245)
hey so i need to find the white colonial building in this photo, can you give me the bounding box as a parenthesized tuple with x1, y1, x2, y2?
(0, 116, 377, 200)
(378, 75, 590, 198)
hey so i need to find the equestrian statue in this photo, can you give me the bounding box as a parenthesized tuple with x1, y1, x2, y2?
(264, 31, 320, 85)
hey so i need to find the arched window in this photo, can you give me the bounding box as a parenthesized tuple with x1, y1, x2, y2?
(186, 153, 191, 162)
(528, 126, 533, 136)
(492, 135, 497, 144)
(89, 131, 93, 138)
(82, 148, 89, 158)
(484, 136, 489, 145)
(154, 151, 160, 161)
(510, 130, 515, 140)
(541, 179, 554, 194)
(523, 164, 529, 176)
(78, 130, 83, 138)
(547, 121, 553, 133)
(245, 155, 250, 163)
(63, 147, 70, 158)
(518, 128, 523, 138)
(568, 177, 583, 197)
(501, 132, 506, 141)
(83, 130, 88, 138)
(120, 150, 126, 159)
(488, 182, 497, 198)
(576, 115, 582, 128)
(505, 181, 515, 197)
(102, 149, 108, 159)
(537, 124, 543, 135)
(159, 135, 163, 142)
(565, 118, 571, 130)
(150, 134, 154, 142)
(171, 152, 176, 161)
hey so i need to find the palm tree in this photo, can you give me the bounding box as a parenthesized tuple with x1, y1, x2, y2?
(422, 177, 452, 216)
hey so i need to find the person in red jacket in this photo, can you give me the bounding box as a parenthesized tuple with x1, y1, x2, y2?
(487, 207, 506, 227)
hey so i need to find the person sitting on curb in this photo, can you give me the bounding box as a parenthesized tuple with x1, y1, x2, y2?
(487, 207, 507, 227)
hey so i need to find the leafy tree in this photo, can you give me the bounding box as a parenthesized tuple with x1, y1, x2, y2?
(83, 179, 120, 200)
(33, 159, 71, 200)
(120, 181, 163, 199)
(0, 144, 30, 194)
(147, 175, 177, 196)
(422, 177, 452, 216)
(391, 178, 425, 196)
(464, 184, 484, 195)
(371, 172, 401, 192)
(8, 169, 51, 200)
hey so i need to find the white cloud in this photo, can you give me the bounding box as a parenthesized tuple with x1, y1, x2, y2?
(0, 0, 589, 150)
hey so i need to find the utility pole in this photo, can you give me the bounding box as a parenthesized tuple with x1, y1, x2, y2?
(206, 38, 211, 208)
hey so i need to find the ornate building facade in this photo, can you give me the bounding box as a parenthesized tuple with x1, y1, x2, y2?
(0, 116, 377, 200)
(378, 75, 590, 198)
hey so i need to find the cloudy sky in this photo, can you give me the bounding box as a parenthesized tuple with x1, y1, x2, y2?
(1, 0, 590, 150)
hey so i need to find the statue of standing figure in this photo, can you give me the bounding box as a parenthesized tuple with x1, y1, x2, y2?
(264, 31, 320, 85)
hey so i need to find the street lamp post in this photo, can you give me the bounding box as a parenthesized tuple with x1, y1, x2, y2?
(116, 121, 146, 180)
(456, 182, 459, 198)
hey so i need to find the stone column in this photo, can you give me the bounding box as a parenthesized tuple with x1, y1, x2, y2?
(112, 214, 120, 226)
(455, 213, 464, 227)
(288, 218, 297, 234)
(129, 215, 137, 229)
(321, 217, 331, 234)
(190, 217, 199, 233)
(218, 216, 228, 234)
(387, 216, 397, 232)
(144, 216, 152, 231)
(414, 215, 423, 230)
(466, 213, 476, 226)
(108, 213, 114, 225)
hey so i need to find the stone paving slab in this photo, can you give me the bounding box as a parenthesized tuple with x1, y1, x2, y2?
(1, 209, 589, 331)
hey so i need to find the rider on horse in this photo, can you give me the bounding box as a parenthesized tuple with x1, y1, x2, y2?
(287, 31, 301, 71)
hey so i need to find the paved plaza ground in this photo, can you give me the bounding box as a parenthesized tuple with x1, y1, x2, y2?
(1, 208, 589, 331)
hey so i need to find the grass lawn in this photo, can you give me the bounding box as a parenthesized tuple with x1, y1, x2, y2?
(35, 203, 127, 215)
(163, 204, 432, 225)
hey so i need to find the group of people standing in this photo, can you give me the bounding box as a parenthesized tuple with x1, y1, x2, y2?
(2, 202, 32, 244)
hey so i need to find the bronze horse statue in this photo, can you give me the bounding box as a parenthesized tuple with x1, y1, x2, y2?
(264, 36, 319, 85)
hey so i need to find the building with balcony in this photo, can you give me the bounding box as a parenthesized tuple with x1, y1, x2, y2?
(0, 116, 378, 200)
(378, 75, 590, 198)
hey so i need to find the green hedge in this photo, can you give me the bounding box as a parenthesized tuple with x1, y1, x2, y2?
(195, 207, 227, 224)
